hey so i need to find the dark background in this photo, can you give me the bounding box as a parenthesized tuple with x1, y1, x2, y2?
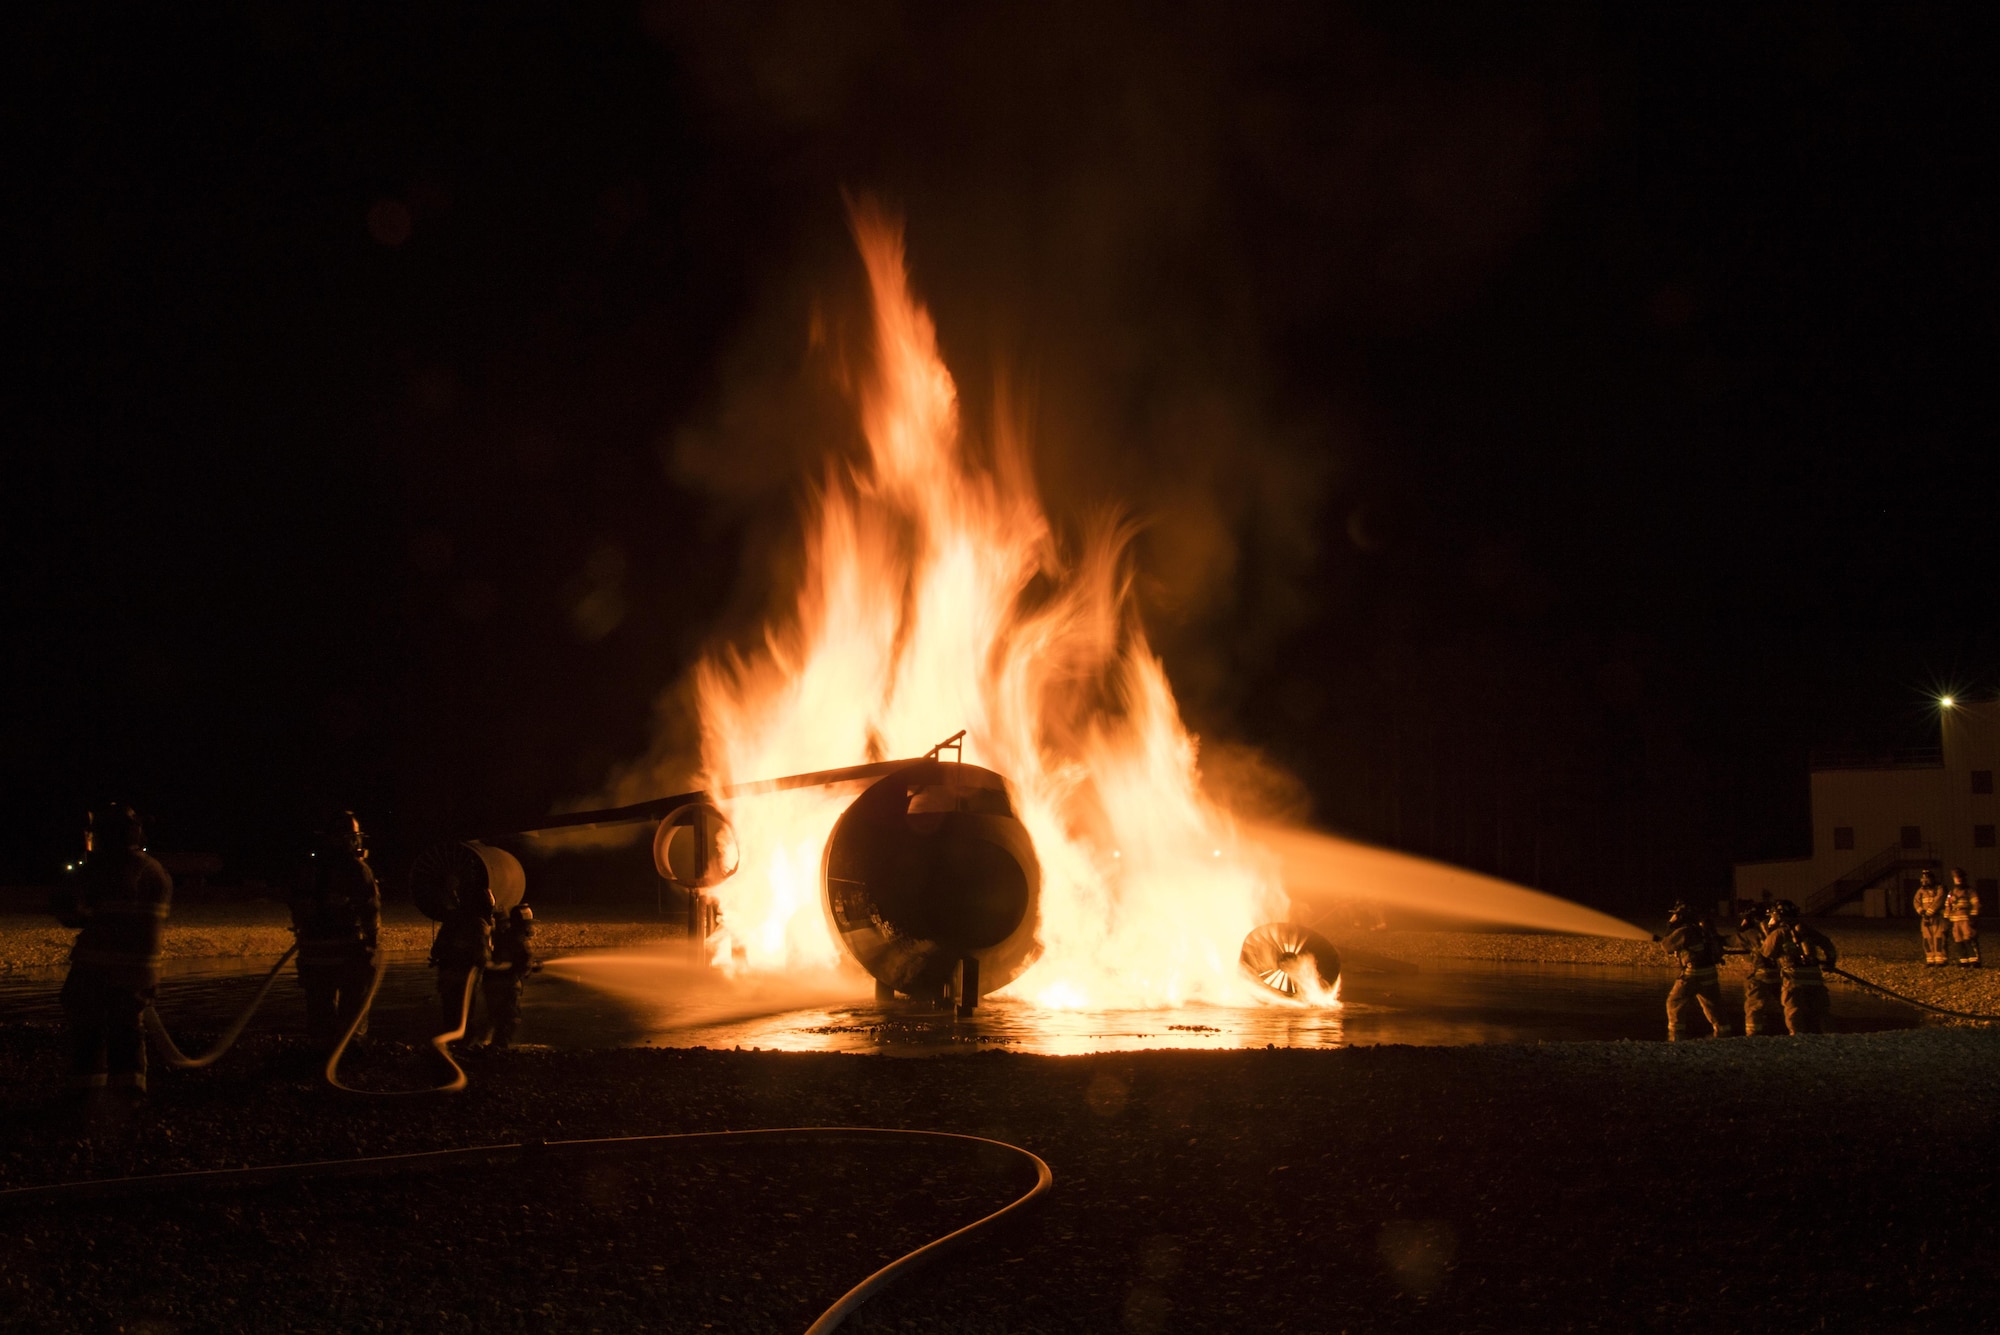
(2, 3, 1992, 916)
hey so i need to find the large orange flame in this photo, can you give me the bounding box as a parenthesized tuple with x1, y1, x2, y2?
(694, 202, 1288, 1007)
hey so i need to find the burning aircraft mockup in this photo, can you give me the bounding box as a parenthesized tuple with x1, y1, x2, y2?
(411, 202, 1644, 1012)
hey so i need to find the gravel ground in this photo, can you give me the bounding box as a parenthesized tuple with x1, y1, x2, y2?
(15, 902, 1990, 1024)
(0, 903, 681, 974)
(1353, 926, 2000, 1024)
(2, 1023, 1997, 1333)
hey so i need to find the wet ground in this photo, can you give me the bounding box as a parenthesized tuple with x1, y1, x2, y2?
(0, 943, 1922, 1052)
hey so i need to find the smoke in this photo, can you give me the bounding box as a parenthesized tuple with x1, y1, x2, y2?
(610, 1, 1592, 801)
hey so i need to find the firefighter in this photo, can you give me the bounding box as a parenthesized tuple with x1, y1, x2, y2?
(1911, 870, 1948, 966)
(1735, 902, 1783, 1036)
(483, 904, 536, 1048)
(1760, 900, 1837, 1035)
(57, 804, 173, 1101)
(430, 875, 494, 1037)
(289, 810, 383, 1052)
(1661, 900, 1731, 1040)
(1943, 867, 1981, 967)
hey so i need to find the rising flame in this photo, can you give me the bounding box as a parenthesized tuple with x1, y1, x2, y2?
(692, 201, 1287, 1007)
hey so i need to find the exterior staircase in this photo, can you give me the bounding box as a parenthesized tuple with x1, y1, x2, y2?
(1801, 841, 1939, 917)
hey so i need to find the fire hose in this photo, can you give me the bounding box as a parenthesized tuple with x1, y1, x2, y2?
(1827, 965, 2000, 1023)
(0, 1127, 1053, 1335)
(79, 888, 1054, 1323)
(142, 944, 300, 1070)
(136, 942, 497, 1095)
(1721, 947, 2000, 1023)
(321, 951, 478, 1097)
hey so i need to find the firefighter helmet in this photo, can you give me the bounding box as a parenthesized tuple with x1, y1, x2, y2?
(92, 803, 144, 852)
(321, 809, 366, 856)
(1772, 899, 1801, 923)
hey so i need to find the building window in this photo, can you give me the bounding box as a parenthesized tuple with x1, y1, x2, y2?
(1901, 825, 1922, 850)
(1978, 825, 1997, 849)
(1832, 826, 1855, 851)
(1976, 771, 1995, 795)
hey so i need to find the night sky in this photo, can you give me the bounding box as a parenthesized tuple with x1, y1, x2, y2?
(3, 4, 1994, 917)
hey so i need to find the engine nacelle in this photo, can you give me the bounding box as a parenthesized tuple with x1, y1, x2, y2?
(651, 801, 739, 889)
(409, 840, 527, 922)
(821, 759, 1040, 1000)
(1239, 922, 1341, 1004)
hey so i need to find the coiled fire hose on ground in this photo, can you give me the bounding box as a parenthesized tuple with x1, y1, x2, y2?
(1828, 964, 2000, 1023)
(0, 1127, 1054, 1334)
(322, 951, 477, 1096)
(142, 944, 300, 1070)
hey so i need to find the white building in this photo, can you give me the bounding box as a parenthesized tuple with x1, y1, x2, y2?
(1734, 697, 2000, 917)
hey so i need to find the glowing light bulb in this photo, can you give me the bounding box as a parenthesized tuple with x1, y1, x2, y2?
(1942, 697, 1956, 709)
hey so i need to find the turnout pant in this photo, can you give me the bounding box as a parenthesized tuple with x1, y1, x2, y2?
(483, 969, 526, 1047)
(1950, 920, 1980, 966)
(1920, 917, 1947, 964)
(1743, 973, 1783, 1036)
(1781, 980, 1830, 1034)
(1667, 974, 1728, 1040)
(60, 969, 149, 1094)
(298, 947, 377, 1051)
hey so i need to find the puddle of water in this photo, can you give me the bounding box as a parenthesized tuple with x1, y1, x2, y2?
(544, 948, 1920, 1053)
(0, 945, 1920, 1054)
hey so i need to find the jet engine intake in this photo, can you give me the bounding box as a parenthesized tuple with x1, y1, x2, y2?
(821, 760, 1040, 1005)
